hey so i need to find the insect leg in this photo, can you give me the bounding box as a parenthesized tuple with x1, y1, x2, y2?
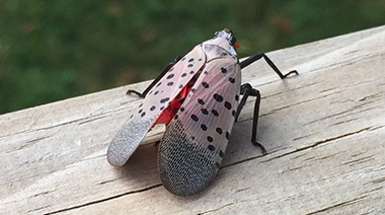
(235, 83, 267, 154)
(126, 56, 182, 98)
(240, 53, 298, 79)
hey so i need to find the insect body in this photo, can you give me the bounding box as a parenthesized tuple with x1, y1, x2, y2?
(107, 29, 298, 196)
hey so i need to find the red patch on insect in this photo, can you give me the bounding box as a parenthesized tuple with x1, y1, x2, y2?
(154, 83, 193, 125)
(235, 43, 241, 49)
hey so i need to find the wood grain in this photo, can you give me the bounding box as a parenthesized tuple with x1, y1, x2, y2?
(1, 25, 385, 215)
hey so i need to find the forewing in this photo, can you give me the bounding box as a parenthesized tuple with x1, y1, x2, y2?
(158, 57, 241, 196)
(107, 45, 206, 166)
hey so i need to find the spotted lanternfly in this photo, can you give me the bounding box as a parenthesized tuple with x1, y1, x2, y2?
(107, 28, 298, 196)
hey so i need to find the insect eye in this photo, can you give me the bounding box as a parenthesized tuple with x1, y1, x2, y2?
(230, 36, 236, 46)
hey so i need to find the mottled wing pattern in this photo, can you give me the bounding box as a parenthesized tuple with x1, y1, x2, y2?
(158, 57, 241, 196)
(107, 45, 206, 166)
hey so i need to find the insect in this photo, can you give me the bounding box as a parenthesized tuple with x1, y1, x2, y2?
(107, 28, 298, 196)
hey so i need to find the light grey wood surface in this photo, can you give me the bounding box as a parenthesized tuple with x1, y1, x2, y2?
(1, 26, 385, 215)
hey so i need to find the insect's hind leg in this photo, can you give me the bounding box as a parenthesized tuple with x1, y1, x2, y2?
(234, 83, 266, 154)
(240, 53, 298, 79)
(126, 56, 182, 98)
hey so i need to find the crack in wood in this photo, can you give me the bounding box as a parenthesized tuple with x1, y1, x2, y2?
(361, 186, 383, 194)
(221, 154, 265, 169)
(196, 202, 235, 215)
(28, 205, 51, 213)
(329, 117, 359, 127)
(14, 135, 52, 151)
(281, 165, 307, 174)
(340, 155, 375, 166)
(260, 90, 343, 118)
(33, 191, 51, 197)
(312, 152, 341, 161)
(292, 134, 312, 141)
(264, 127, 373, 162)
(42, 184, 162, 215)
(99, 178, 120, 185)
(78, 114, 112, 125)
(304, 195, 368, 215)
(304, 108, 356, 126)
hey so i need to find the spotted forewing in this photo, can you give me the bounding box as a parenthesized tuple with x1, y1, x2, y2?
(107, 46, 206, 166)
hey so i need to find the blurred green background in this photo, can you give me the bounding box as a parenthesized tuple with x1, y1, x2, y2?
(1, 0, 384, 114)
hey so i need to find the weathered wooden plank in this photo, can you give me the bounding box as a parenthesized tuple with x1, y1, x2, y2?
(1, 25, 384, 215)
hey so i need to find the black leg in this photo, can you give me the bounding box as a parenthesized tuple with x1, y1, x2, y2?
(126, 56, 182, 98)
(235, 83, 266, 154)
(240, 53, 298, 79)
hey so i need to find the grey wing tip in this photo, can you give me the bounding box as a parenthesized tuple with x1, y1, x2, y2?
(107, 146, 129, 167)
(106, 118, 154, 167)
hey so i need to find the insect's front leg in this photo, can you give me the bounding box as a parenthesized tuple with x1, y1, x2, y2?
(240, 53, 299, 79)
(235, 83, 266, 154)
(126, 56, 182, 98)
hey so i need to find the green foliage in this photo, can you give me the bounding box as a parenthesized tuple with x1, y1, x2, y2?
(0, 0, 385, 114)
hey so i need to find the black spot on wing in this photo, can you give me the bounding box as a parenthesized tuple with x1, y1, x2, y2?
(219, 150, 224, 157)
(207, 136, 213, 143)
(211, 109, 219, 117)
(160, 97, 170, 103)
(224, 101, 232, 110)
(213, 94, 223, 102)
(225, 132, 230, 140)
(191, 114, 199, 122)
(167, 74, 174, 79)
(198, 99, 205, 105)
